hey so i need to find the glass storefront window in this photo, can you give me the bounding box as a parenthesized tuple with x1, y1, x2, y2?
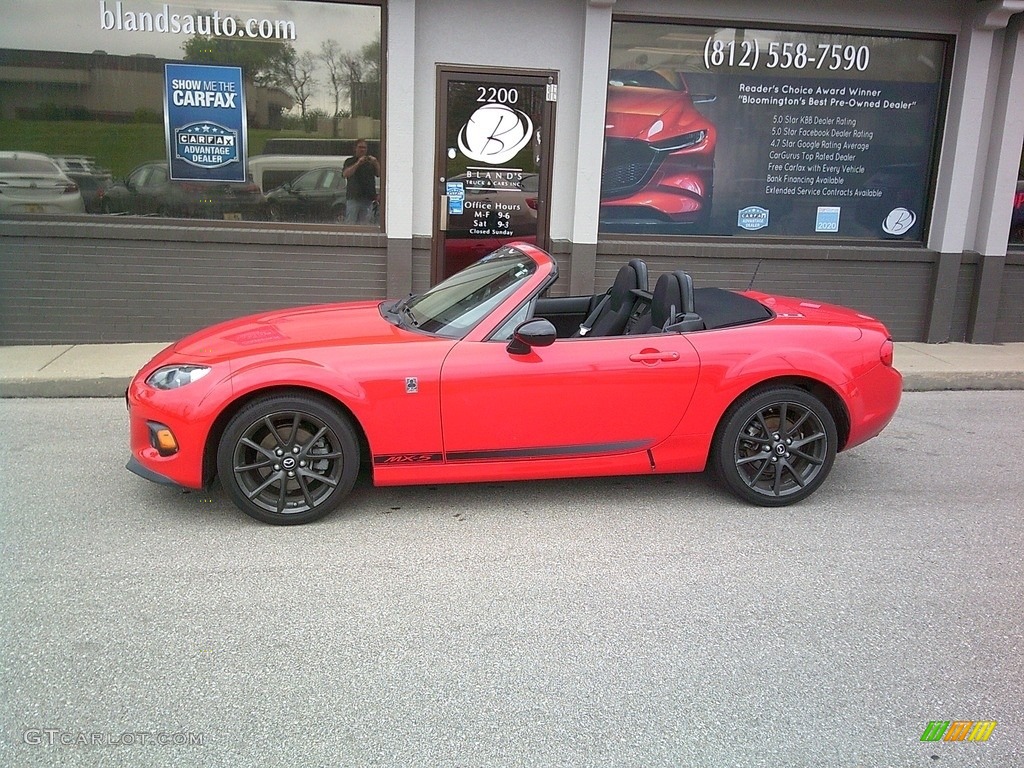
(0, 0, 382, 226)
(1011, 145, 1024, 247)
(602, 20, 950, 242)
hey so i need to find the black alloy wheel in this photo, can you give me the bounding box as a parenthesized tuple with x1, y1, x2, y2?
(217, 394, 359, 525)
(713, 387, 837, 506)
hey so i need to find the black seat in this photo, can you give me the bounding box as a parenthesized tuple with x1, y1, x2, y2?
(576, 258, 648, 337)
(631, 271, 703, 333)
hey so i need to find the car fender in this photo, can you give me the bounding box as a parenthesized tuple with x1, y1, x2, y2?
(719, 345, 853, 395)
(655, 332, 859, 471)
(215, 355, 446, 461)
(225, 357, 369, 411)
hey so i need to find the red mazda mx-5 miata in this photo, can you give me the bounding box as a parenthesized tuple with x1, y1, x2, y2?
(127, 242, 901, 525)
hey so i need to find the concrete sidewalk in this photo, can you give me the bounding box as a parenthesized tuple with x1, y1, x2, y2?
(1, 341, 1023, 397)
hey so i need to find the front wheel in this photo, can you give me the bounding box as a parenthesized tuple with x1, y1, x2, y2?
(217, 394, 359, 525)
(712, 387, 837, 506)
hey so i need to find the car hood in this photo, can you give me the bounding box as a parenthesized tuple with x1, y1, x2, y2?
(171, 301, 418, 361)
(605, 86, 710, 140)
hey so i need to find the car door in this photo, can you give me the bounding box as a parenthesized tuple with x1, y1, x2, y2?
(124, 165, 153, 214)
(310, 168, 345, 221)
(438, 332, 701, 462)
(141, 165, 175, 216)
(279, 169, 324, 219)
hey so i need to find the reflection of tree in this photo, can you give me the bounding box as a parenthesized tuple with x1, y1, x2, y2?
(320, 39, 346, 128)
(320, 36, 381, 123)
(183, 29, 318, 122)
(183, 28, 382, 128)
(266, 48, 318, 119)
(182, 29, 289, 84)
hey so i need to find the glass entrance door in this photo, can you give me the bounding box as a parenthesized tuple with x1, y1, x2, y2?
(434, 68, 555, 281)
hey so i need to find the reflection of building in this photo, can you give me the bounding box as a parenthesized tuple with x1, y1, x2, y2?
(0, 49, 291, 127)
(1, 1, 1023, 346)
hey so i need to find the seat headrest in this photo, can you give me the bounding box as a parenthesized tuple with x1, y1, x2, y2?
(650, 272, 683, 330)
(608, 261, 644, 310)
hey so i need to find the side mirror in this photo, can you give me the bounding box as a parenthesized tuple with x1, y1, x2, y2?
(506, 318, 556, 355)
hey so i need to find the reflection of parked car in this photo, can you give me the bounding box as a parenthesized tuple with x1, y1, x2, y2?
(248, 154, 350, 193)
(0, 151, 86, 214)
(265, 166, 349, 222)
(102, 162, 266, 220)
(52, 155, 113, 214)
(600, 69, 716, 229)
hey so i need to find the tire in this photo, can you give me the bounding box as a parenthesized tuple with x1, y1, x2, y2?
(712, 387, 837, 507)
(217, 394, 359, 525)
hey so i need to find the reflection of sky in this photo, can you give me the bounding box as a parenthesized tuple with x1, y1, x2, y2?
(1, 0, 380, 112)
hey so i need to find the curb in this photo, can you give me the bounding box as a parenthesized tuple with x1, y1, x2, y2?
(0, 377, 131, 398)
(2, 373, 1024, 398)
(901, 372, 1024, 392)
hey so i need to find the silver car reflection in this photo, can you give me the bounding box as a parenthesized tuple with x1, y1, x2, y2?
(0, 151, 86, 214)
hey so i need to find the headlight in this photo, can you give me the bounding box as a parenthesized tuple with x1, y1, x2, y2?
(651, 130, 707, 152)
(146, 364, 211, 390)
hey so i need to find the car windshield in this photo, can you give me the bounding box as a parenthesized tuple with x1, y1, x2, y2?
(392, 246, 536, 338)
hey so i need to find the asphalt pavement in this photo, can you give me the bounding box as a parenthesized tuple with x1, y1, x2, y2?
(2, 393, 1023, 767)
(1, 340, 1023, 397)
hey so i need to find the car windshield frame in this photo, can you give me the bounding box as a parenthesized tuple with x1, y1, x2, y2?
(385, 245, 538, 339)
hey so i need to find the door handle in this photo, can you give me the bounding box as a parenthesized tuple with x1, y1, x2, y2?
(439, 195, 449, 230)
(629, 350, 680, 364)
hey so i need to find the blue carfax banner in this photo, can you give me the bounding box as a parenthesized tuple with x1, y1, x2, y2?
(164, 63, 247, 182)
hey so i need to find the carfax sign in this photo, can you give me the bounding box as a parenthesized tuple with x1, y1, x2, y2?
(164, 63, 247, 182)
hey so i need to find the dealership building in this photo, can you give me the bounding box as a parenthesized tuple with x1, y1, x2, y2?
(1, 0, 1022, 344)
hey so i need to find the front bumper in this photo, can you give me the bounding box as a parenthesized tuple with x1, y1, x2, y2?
(125, 456, 183, 487)
(125, 357, 226, 490)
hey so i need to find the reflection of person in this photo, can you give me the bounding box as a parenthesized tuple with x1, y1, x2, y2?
(342, 139, 379, 225)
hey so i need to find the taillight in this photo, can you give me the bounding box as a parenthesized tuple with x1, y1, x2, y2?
(880, 338, 894, 367)
(525, 197, 537, 210)
(62, 182, 80, 195)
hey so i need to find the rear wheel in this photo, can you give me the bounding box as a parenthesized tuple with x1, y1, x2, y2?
(217, 394, 359, 525)
(712, 387, 837, 506)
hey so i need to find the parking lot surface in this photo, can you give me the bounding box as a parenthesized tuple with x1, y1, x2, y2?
(1, 392, 1021, 767)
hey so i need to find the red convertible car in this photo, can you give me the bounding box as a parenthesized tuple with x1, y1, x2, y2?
(126, 243, 901, 525)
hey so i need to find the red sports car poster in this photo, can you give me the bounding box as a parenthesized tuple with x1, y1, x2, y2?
(601, 23, 949, 241)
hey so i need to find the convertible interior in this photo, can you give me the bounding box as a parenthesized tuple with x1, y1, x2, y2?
(534, 259, 773, 339)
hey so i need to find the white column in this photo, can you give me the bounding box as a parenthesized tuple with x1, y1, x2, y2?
(929, 0, 1024, 253)
(568, 0, 615, 292)
(384, 0, 416, 242)
(975, 12, 1024, 254)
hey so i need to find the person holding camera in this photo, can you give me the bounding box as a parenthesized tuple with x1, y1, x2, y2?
(342, 139, 379, 225)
